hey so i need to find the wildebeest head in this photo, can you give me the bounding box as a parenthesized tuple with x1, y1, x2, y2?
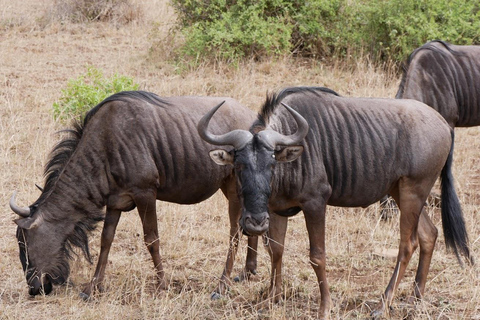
(198, 102, 308, 236)
(11, 192, 71, 296)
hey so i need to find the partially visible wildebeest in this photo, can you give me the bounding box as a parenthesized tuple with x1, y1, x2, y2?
(10, 91, 257, 298)
(397, 40, 480, 128)
(198, 87, 473, 318)
(381, 40, 480, 218)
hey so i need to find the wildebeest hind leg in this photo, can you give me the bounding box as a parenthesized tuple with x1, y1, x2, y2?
(81, 208, 121, 300)
(373, 188, 426, 317)
(136, 193, 166, 290)
(410, 208, 437, 302)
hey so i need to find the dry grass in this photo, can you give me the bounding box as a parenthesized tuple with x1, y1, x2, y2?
(1, 1, 479, 319)
(41, 0, 143, 26)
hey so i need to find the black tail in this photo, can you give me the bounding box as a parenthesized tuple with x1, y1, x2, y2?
(440, 131, 473, 265)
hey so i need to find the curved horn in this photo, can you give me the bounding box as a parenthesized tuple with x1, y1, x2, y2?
(258, 102, 309, 147)
(35, 184, 44, 192)
(10, 191, 31, 218)
(198, 101, 253, 149)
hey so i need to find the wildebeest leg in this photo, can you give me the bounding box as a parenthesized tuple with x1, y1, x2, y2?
(244, 236, 259, 277)
(373, 187, 426, 317)
(136, 194, 166, 290)
(302, 199, 331, 319)
(213, 209, 241, 297)
(213, 185, 258, 298)
(233, 236, 259, 282)
(410, 209, 438, 302)
(81, 208, 121, 299)
(265, 212, 288, 303)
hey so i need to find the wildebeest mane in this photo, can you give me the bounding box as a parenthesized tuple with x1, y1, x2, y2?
(252, 86, 339, 132)
(30, 91, 169, 264)
(396, 40, 462, 98)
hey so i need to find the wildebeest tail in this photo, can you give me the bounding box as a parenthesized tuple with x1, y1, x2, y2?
(440, 131, 474, 265)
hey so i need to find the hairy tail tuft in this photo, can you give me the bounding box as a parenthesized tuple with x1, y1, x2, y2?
(440, 131, 474, 265)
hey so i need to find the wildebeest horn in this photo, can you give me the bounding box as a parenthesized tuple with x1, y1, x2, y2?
(257, 102, 309, 147)
(198, 101, 253, 149)
(10, 191, 31, 218)
(35, 184, 44, 192)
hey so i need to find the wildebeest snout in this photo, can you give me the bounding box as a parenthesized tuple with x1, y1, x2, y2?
(240, 211, 269, 236)
(28, 274, 52, 296)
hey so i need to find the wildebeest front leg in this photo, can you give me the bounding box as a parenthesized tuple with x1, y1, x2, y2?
(81, 208, 121, 300)
(302, 199, 331, 319)
(234, 236, 259, 283)
(136, 194, 166, 290)
(265, 212, 288, 303)
(214, 183, 259, 299)
(213, 230, 258, 298)
(213, 221, 241, 298)
(244, 236, 259, 278)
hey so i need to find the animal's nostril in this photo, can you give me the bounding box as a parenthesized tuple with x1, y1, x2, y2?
(245, 216, 261, 226)
(244, 213, 269, 225)
(29, 286, 40, 296)
(260, 216, 269, 227)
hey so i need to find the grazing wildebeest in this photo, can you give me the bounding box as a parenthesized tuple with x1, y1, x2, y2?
(198, 87, 473, 318)
(381, 40, 480, 218)
(10, 91, 257, 298)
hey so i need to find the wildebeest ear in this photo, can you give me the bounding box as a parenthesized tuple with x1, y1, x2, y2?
(14, 216, 42, 230)
(274, 146, 304, 162)
(209, 149, 234, 165)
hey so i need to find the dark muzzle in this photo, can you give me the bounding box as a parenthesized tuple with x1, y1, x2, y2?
(240, 211, 269, 236)
(28, 274, 53, 296)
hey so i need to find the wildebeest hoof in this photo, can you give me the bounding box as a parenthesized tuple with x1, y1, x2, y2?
(370, 305, 393, 319)
(234, 269, 257, 282)
(370, 310, 381, 319)
(210, 291, 222, 300)
(79, 292, 91, 301)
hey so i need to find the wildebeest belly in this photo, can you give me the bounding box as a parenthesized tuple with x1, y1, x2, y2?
(327, 176, 394, 208)
(157, 183, 223, 204)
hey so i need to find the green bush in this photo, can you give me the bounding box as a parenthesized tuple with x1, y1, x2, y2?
(53, 66, 139, 122)
(170, 0, 480, 64)
(363, 0, 480, 61)
(172, 0, 293, 61)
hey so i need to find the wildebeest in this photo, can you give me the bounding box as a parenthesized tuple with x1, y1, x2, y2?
(397, 40, 480, 128)
(381, 40, 480, 218)
(198, 86, 473, 318)
(10, 91, 257, 298)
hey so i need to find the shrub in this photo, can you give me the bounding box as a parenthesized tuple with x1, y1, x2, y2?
(363, 0, 480, 61)
(53, 66, 139, 122)
(171, 0, 294, 61)
(170, 0, 480, 64)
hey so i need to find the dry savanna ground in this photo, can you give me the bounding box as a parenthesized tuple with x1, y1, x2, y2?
(1, 1, 479, 319)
